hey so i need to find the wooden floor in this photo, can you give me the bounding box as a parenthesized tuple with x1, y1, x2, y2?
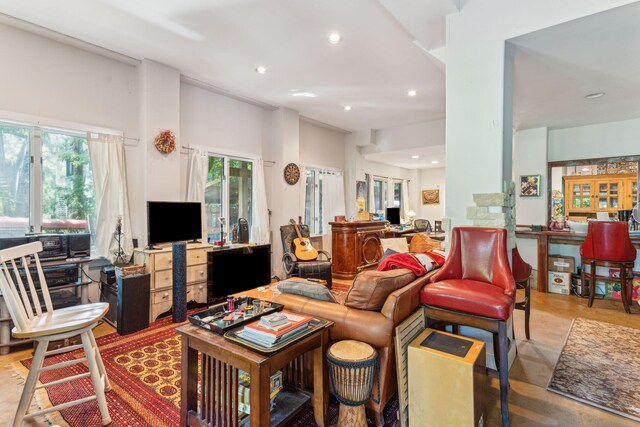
(1, 290, 639, 426)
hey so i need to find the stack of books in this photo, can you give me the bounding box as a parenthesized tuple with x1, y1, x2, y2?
(239, 311, 312, 348)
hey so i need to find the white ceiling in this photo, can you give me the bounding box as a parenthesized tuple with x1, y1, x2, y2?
(365, 145, 445, 169)
(510, 2, 640, 131)
(1, 0, 639, 171)
(0, 0, 446, 132)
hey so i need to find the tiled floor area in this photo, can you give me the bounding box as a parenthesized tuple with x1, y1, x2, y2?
(1, 289, 639, 426)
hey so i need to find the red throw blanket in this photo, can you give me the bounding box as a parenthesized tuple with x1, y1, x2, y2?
(377, 253, 427, 277)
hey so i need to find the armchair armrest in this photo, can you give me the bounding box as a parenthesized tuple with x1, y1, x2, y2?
(282, 252, 297, 275)
(381, 270, 436, 324)
(318, 249, 331, 262)
(272, 293, 393, 348)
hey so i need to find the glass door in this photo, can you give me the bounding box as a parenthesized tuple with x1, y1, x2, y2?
(597, 181, 621, 211)
(568, 180, 593, 212)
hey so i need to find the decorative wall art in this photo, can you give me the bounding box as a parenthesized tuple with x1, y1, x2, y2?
(520, 175, 541, 197)
(422, 189, 440, 205)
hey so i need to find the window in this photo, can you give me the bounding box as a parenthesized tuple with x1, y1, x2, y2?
(393, 182, 402, 208)
(0, 122, 95, 241)
(373, 179, 388, 212)
(304, 169, 323, 235)
(205, 155, 253, 241)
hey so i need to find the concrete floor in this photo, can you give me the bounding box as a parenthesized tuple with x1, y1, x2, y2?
(1, 290, 639, 426)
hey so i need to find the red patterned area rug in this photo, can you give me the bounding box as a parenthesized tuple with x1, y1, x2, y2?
(17, 314, 398, 427)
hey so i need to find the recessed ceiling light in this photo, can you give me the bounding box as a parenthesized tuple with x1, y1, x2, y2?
(431, 160, 439, 164)
(411, 155, 420, 159)
(328, 33, 342, 44)
(255, 66, 267, 74)
(585, 92, 605, 99)
(292, 92, 317, 98)
(407, 90, 417, 97)
(344, 106, 352, 111)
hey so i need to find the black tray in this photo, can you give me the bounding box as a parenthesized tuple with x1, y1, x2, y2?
(188, 300, 284, 334)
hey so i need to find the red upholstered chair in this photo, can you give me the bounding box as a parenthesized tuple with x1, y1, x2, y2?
(512, 246, 532, 339)
(420, 227, 515, 427)
(580, 221, 637, 313)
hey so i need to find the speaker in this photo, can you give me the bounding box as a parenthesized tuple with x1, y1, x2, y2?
(68, 233, 91, 258)
(117, 273, 150, 335)
(238, 218, 249, 244)
(0, 236, 29, 251)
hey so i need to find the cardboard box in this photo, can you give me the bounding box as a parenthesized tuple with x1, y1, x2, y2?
(548, 271, 571, 295)
(548, 255, 575, 273)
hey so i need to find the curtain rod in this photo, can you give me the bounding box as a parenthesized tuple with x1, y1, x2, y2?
(371, 173, 410, 182)
(180, 145, 275, 164)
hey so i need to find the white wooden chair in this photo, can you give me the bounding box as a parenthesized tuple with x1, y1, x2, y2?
(0, 241, 112, 426)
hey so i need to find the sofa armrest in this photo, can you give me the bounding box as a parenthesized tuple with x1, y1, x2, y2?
(272, 293, 394, 348)
(381, 269, 439, 324)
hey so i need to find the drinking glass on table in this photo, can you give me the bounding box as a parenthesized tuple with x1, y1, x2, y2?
(253, 299, 264, 314)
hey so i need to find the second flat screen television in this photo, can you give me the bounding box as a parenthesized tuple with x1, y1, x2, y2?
(147, 201, 202, 245)
(386, 207, 401, 225)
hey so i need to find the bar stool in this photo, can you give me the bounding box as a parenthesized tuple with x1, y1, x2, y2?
(327, 340, 378, 427)
(0, 242, 111, 426)
(580, 221, 637, 313)
(420, 227, 515, 427)
(512, 247, 532, 339)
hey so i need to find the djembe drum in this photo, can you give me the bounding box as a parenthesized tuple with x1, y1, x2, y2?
(327, 340, 378, 427)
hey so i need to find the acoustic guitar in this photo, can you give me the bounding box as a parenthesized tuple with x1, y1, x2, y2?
(290, 219, 319, 261)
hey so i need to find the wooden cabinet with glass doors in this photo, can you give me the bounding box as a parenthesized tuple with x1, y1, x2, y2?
(564, 174, 638, 217)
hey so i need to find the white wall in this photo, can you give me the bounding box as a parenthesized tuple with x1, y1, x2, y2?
(548, 117, 640, 162)
(513, 127, 548, 226)
(445, 0, 637, 230)
(299, 120, 346, 170)
(418, 167, 445, 222)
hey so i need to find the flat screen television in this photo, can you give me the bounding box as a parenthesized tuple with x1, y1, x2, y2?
(386, 207, 401, 225)
(147, 201, 202, 246)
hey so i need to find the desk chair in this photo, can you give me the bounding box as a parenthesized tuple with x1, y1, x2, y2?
(413, 219, 432, 233)
(580, 221, 637, 313)
(420, 227, 515, 426)
(0, 242, 111, 426)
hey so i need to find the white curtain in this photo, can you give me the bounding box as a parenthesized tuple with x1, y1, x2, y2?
(88, 133, 133, 261)
(321, 171, 346, 252)
(252, 158, 270, 244)
(367, 174, 375, 213)
(401, 179, 410, 222)
(298, 164, 307, 220)
(186, 146, 209, 243)
(387, 177, 394, 209)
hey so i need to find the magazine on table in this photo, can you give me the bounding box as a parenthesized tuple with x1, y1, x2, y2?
(241, 311, 312, 346)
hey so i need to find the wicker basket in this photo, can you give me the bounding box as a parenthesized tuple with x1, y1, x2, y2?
(115, 264, 146, 277)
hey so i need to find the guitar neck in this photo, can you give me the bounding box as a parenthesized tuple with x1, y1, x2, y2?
(291, 220, 304, 240)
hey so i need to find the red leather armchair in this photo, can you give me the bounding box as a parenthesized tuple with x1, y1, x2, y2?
(580, 221, 637, 313)
(420, 227, 515, 427)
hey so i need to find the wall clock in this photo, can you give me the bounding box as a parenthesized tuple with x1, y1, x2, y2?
(283, 163, 300, 185)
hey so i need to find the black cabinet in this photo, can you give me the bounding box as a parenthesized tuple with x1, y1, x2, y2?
(207, 244, 271, 301)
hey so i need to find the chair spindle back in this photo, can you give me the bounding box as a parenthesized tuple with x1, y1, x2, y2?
(0, 241, 53, 333)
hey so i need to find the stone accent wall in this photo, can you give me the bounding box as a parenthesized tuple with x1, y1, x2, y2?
(442, 181, 517, 252)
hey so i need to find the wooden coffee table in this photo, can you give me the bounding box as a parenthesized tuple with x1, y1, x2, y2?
(178, 316, 332, 427)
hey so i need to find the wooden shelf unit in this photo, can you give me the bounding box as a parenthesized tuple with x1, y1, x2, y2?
(563, 173, 638, 217)
(134, 244, 209, 322)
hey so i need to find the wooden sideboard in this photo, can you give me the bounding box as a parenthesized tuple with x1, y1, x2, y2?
(330, 221, 387, 280)
(134, 244, 209, 322)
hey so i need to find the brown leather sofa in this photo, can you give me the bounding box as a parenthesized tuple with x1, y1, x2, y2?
(273, 267, 439, 426)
